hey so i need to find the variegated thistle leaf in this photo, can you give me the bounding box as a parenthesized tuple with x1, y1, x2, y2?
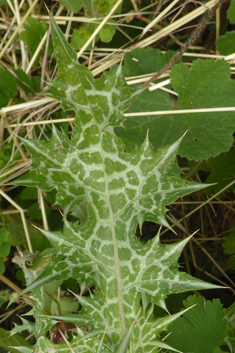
(15, 17, 219, 351)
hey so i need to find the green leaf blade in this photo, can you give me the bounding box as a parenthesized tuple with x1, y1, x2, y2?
(165, 295, 227, 353)
(117, 51, 235, 160)
(60, 0, 83, 12)
(17, 17, 220, 352)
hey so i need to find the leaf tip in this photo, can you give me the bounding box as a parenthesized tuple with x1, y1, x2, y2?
(44, 3, 49, 14)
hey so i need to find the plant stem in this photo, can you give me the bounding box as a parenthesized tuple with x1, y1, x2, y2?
(183, 161, 204, 180)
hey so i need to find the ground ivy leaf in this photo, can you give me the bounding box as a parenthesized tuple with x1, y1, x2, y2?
(17, 18, 220, 351)
(216, 31, 235, 55)
(224, 302, 235, 350)
(60, 0, 83, 12)
(123, 48, 177, 77)
(228, 0, 235, 24)
(71, 23, 96, 50)
(170, 59, 235, 159)
(117, 51, 235, 160)
(98, 19, 116, 43)
(165, 295, 227, 353)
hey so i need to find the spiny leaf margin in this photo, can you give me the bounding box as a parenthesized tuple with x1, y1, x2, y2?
(14, 16, 220, 353)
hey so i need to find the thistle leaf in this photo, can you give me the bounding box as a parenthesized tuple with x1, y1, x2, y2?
(15, 16, 220, 351)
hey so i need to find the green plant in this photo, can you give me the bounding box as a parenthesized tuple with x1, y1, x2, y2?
(0, 227, 11, 274)
(1, 0, 235, 352)
(165, 295, 228, 353)
(7, 16, 226, 353)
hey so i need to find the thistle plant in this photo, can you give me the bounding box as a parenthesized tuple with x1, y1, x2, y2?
(12, 17, 219, 353)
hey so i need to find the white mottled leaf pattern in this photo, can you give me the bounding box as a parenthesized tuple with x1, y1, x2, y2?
(14, 16, 219, 352)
